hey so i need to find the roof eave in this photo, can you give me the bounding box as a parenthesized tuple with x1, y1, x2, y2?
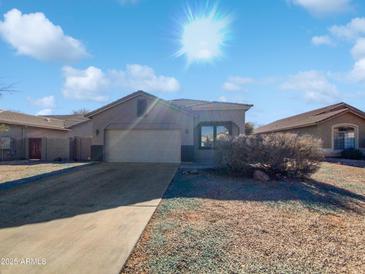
(0, 120, 68, 131)
(255, 122, 318, 134)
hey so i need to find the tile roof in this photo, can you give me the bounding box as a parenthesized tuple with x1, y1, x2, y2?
(255, 102, 365, 134)
(170, 98, 253, 111)
(45, 114, 89, 128)
(0, 110, 67, 130)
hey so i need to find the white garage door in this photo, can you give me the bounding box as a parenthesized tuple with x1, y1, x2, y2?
(104, 129, 181, 163)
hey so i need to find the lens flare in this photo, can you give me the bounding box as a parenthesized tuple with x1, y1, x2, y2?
(176, 3, 232, 65)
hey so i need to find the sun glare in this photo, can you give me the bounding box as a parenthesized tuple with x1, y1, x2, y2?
(176, 4, 232, 65)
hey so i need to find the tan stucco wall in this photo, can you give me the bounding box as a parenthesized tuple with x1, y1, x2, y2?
(26, 127, 68, 138)
(193, 110, 246, 163)
(43, 138, 70, 160)
(0, 124, 70, 160)
(69, 120, 93, 137)
(318, 112, 365, 149)
(193, 109, 246, 134)
(90, 94, 194, 146)
(263, 112, 365, 155)
(0, 124, 26, 159)
(275, 126, 320, 139)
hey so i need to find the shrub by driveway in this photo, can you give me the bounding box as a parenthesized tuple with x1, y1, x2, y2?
(122, 162, 365, 273)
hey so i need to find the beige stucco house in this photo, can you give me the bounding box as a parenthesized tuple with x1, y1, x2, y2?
(86, 91, 252, 163)
(255, 103, 365, 156)
(0, 90, 252, 163)
(0, 111, 70, 161)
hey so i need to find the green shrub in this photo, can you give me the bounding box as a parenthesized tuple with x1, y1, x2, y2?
(341, 148, 363, 160)
(216, 133, 324, 177)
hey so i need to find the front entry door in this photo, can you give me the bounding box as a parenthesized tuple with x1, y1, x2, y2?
(29, 138, 42, 159)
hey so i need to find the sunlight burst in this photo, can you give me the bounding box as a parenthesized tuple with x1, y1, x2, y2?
(176, 4, 232, 64)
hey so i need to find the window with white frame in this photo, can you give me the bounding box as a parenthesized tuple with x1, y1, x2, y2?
(333, 126, 356, 150)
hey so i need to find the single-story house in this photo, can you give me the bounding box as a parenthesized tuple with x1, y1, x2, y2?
(0, 111, 70, 161)
(255, 102, 365, 156)
(0, 90, 252, 163)
(85, 90, 252, 163)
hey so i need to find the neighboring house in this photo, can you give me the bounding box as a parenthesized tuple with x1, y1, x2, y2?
(86, 90, 252, 163)
(255, 102, 365, 156)
(0, 90, 252, 163)
(0, 110, 70, 161)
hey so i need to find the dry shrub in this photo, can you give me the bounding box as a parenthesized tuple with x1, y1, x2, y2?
(216, 133, 324, 177)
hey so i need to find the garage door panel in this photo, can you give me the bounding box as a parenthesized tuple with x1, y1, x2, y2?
(105, 130, 181, 163)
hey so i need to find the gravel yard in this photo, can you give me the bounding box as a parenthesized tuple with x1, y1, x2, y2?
(0, 161, 87, 184)
(123, 162, 365, 273)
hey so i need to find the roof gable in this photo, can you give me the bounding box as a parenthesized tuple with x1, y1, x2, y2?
(255, 102, 365, 134)
(86, 90, 191, 118)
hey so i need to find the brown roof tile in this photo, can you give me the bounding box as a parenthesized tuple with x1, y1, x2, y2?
(45, 114, 89, 128)
(0, 110, 67, 130)
(255, 102, 365, 134)
(170, 98, 253, 111)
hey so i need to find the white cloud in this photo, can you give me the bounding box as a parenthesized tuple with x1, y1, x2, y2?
(28, 95, 55, 108)
(281, 71, 339, 103)
(109, 64, 180, 92)
(288, 0, 352, 16)
(351, 38, 365, 60)
(222, 76, 254, 91)
(62, 66, 109, 102)
(0, 9, 88, 62)
(330, 18, 365, 40)
(218, 96, 227, 102)
(350, 58, 365, 82)
(62, 64, 180, 102)
(311, 35, 334, 46)
(37, 108, 53, 116)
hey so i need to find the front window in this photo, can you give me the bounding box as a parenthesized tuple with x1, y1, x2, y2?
(200, 124, 230, 149)
(216, 125, 230, 141)
(201, 126, 214, 148)
(334, 126, 356, 150)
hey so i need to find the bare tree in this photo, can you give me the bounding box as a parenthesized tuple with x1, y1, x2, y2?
(72, 108, 90, 115)
(0, 82, 17, 96)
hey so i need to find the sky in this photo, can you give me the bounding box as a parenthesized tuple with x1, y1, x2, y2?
(0, 0, 365, 126)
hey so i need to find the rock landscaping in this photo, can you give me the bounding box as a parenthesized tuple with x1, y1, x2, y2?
(122, 162, 365, 273)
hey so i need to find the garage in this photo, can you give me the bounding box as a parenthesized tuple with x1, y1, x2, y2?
(104, 129, 181, 163)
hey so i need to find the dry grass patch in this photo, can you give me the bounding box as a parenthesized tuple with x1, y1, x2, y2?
(123, 162, 365, 273)
(0, 161, 87, 184)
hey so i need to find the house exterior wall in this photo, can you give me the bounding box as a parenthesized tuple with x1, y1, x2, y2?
(90, 94, 193, 145)
(272, 126, 320, 139)
(43, 138, 70, 160)
(260, 112, 365, 156)
(0, 124, 26, 160)
(0, 124, 70, 161)
(89, 94, 194, 160)
(88, 95, 249, 162)
(194, 109, 246, 134)
(68, 120, 93, 137)
(193, 109, 246, 163)
(318, 112, 365, 149)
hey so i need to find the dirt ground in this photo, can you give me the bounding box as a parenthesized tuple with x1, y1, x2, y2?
(0, 161, 86, 184)
(123, 162, 365, 273)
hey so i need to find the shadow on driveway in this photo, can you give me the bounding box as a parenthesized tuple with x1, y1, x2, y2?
(0, 163, 178, 229)
(0, 164, 364, 230)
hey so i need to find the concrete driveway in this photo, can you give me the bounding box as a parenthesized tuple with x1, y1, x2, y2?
(0, 163, 178, 274)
